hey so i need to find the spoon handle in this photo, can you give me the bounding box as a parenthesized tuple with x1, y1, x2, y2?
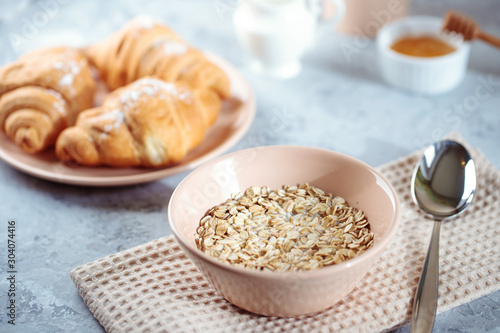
(477, 31, 500, 48)
(410, 220, 441, 333)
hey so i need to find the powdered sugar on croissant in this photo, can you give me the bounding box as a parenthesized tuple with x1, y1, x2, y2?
(55, 77, 221, 167)
(86, 16, 230, 99)
(0, 47, 96, 153)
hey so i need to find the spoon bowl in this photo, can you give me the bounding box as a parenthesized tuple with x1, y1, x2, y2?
(412, 140, 477, 219)
(410, 140, 476, 332)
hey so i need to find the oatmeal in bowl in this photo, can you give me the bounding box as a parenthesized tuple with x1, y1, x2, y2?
(196, 183, 374, 272)
(168, 146, 400, 317)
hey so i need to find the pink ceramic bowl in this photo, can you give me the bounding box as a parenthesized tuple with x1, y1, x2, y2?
(168, 146, 400, 317)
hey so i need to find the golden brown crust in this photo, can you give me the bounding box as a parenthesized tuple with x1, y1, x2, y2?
(0, 47, 96, 153)
(85, 17, 230, 99)
(1, 18, 228, 164)
(55, 77, 220, 167)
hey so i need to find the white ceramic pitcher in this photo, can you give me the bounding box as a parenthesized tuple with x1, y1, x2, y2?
(233, 0, 345, 78)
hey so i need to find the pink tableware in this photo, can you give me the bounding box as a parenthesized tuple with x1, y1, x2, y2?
(168, 145, 400, 316)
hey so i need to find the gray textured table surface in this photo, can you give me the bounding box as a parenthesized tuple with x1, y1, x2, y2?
(0, 0, 499, 332)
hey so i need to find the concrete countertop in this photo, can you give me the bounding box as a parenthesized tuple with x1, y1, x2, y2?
(0, 0, 498, 332)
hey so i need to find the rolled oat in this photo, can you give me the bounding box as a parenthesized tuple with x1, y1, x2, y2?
(195, 183, 374, 272)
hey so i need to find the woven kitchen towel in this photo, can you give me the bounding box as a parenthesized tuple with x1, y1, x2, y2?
(70, 135, 500, 333)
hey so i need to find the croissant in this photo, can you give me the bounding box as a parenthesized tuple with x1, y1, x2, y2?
(0, 47, 96, 153)
(86, 16, 230, 99)
(55, 77, 221, 167)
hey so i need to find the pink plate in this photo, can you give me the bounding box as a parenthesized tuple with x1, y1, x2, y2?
(0, 53, 255, 186)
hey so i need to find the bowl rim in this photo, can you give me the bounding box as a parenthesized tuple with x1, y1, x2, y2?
(376, 15, 469, 64)
(168, 145, 401, 280)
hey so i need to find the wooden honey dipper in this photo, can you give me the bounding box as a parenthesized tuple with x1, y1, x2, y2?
(443, 11, 500, 48)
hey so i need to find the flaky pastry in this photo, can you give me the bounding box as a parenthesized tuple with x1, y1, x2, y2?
(86, 16, 230, 99)
(0, 47, 95, 153)
(55, 77, 220, 167)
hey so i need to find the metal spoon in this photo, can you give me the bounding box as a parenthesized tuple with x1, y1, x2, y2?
(410, 140, 477, 333)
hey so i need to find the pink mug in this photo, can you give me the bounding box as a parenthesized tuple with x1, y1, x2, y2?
(336, 0, 410, 37)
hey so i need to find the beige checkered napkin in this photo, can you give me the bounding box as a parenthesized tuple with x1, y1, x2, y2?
(70, 137, 500, 333)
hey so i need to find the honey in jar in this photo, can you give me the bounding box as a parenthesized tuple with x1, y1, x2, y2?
(391, 35, 456, 57)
